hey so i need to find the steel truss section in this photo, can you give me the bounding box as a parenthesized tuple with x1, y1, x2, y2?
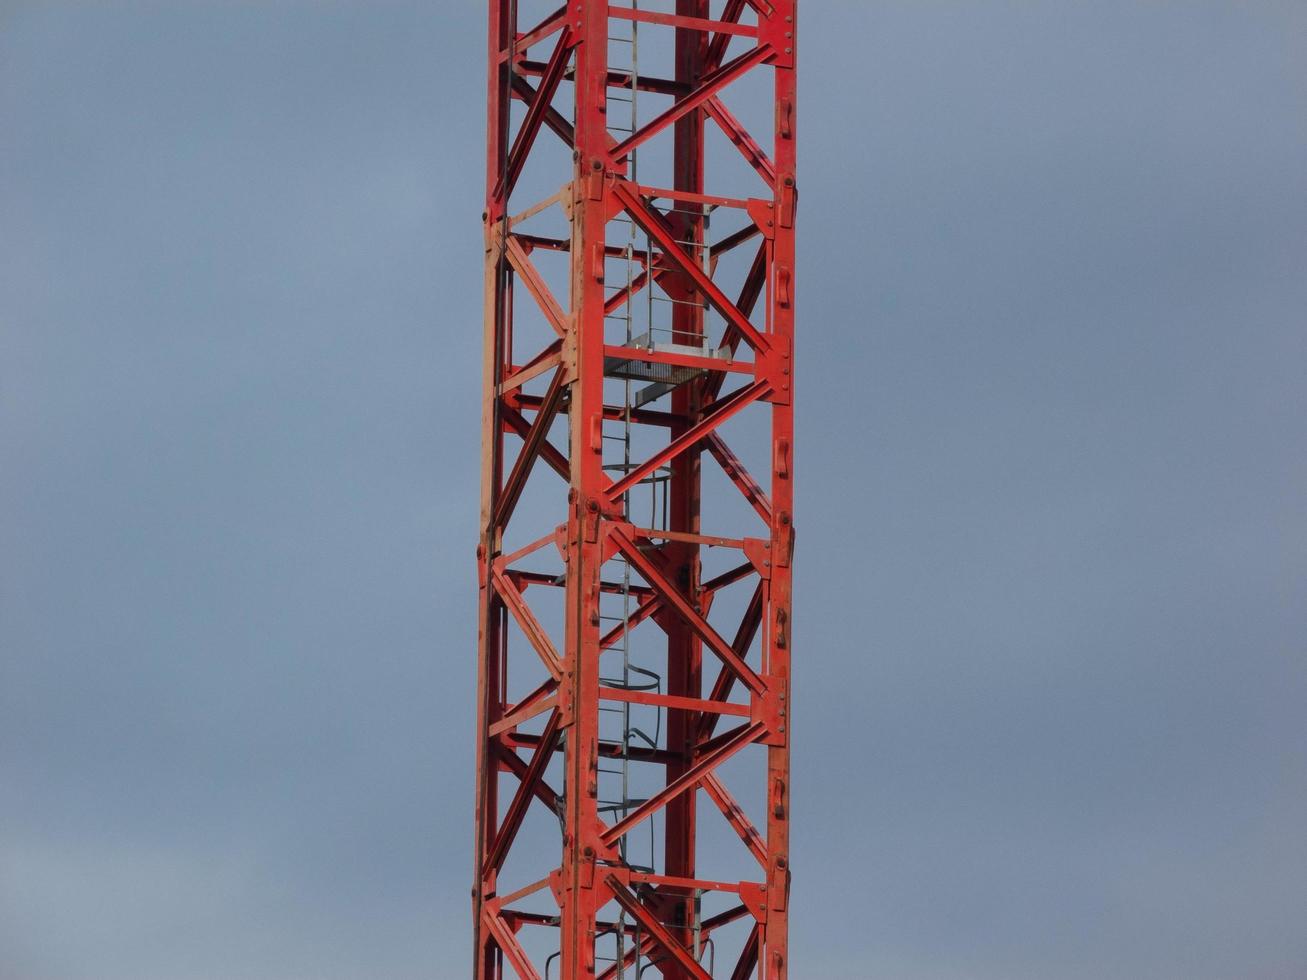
(475, 2, 796, 977)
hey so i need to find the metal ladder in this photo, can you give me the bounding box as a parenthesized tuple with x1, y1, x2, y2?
(598, 10, 659, 978)
(577, 7, 717, 977)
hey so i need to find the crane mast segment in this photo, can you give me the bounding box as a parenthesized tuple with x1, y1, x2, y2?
(475, 3, 796, 976)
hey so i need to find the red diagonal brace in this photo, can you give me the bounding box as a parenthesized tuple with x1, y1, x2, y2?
(703, 771, 767, 867)
(491, 566, 563, 681)
(496, 742, 561, 813)
(498, 28, 571, 200)
(501, 403, 570, 482)
(698, 581, 765, 741)
(609, 44, 769, 164)
(495, 366, 565, 529)
(730, 924, 761, 980)
(488, 682, 557, 737)
(598, 590, 660, 653)
(705, 95, 777, 185)
(509, 73, 574, 148)
(603, 267, 650, 316)
(500, 338, 562, 394)
(705, 431, 773, 524)
(605, 379, 769, 503)
(612, 179, 771, 354)
(483, 905, 543, 980)
(611, 526, 766, 696)
(513, 4, 567, 52)
(600, 721, 764, 847)
(505, 234, 568, 337)
(704, 238, 768, 401)
(603, 875, 712, 980)
(597, 938, 655, 980)
(483, 709, 561, 874)
(705, 0, 749, 74)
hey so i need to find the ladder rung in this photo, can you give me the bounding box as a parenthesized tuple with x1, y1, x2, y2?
(652, 295, 708, 307)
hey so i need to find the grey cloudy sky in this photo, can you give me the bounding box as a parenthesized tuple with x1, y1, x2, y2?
(2, 2, 1305, 978)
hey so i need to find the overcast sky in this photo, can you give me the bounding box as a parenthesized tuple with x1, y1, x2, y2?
(2, 2, 1306, 978)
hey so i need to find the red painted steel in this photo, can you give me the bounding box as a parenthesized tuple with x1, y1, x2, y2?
(476, 3, 796, 976)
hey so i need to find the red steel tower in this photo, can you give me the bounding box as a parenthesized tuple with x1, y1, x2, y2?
(475, 2, 796, 976)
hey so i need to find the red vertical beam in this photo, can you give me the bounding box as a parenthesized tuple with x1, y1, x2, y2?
(763, 8, 797, 977)
(663, 4, 708, 976)
(474, 4, 512, 978)
(559, 4, 610, 977)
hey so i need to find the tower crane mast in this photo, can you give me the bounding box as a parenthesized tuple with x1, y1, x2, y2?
(474, 4, 797, 975)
